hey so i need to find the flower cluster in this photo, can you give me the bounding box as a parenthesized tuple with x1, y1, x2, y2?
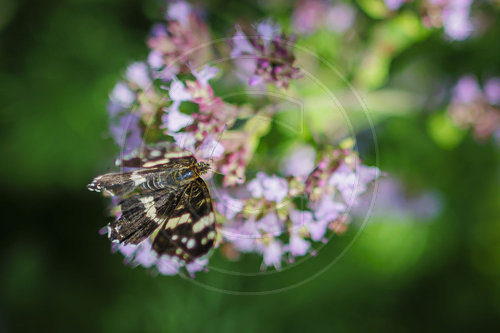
(448, 75, 500, 141)
(161, 65, 234, 156)
(114, 239, 208, 277)
(384, 0, 475, 41)
(108, 61, 157, 155)
(97, 0, 381, 276)
(147, 1, 212, 80)
(421, 0, 475, 40)
(353, 177, 441, 221)
(230, 20, 301, 88)
(217, 142, 380, 269)
(291, 0, 356, 35)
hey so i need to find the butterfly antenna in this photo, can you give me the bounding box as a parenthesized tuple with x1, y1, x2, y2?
(206, 123, 228, 166)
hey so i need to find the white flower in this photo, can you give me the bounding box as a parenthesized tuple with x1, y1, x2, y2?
(126, 62, 151, 90)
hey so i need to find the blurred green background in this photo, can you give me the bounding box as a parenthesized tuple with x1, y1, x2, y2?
(1, 0, 500, 332)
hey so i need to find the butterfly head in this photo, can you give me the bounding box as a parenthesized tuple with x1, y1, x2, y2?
(197, 162, 211, 175)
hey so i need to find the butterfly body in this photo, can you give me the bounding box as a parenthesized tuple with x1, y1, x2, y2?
(88, 147, 216, 263)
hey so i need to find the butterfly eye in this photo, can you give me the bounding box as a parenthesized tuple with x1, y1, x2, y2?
(180, 170, 194, 180)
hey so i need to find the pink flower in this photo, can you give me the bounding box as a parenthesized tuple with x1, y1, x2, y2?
(328, 163, 357, 204)
(192, 65, 219, 86)
(230, 20, 301, 88)
(281, 145, 316, 177)
(329, 163, 379, 206)
(485, 78, 500, 105)
(169, 80, 192, 101)
(156, 256, 182, 275)
(292, 0, 355, 34)
(441, 0, 474, 40)
(288, 233, 310, 256)
(326, 3, 355, 33)
(247, 172, 288, 202)
(292, 0, 328, 34)
(134, 241, 157, 268)
(230, 28, 255, 58)
(358, 165, 381, 186)
(353, 177, 441, 221)
(199, 136, 225, 159)
(248, 75, 264, 86)
(117, 243, 137, 258)
(219, 145, 248, 187)
(256, 20, 281, 49)
(147, 2, 211, 73)
(384, 0, 406, 10)
(186, 258, 208, 275)
(306, 219, 330, 242)
(449, 75, 500, 140)
(147, 51, 164, 70)
(126, 62, 151, 90)
(313, 195, 345, 222)
(161, 80, 195, 132)
(162, 105, 193, 132)
(262, 240, 283, 269)
(110, 82, 135, 108)
(215, 192, 244, 220)
(289, 209, 314, 228)
(423, 0, 474, 41)
(222, 220, 260, 252)
(113, 235, 208, 276)
(172, 132, 196, 152)
(157, 65, 179, 82)
(109, 113, 143, 154)
(167, 1, 191, 26)
(257, 212, 282, 236)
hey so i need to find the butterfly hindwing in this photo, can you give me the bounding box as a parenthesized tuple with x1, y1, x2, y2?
(153, 178, 216, 262)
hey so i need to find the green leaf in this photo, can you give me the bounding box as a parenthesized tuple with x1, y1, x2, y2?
(427, 111, 466, 149)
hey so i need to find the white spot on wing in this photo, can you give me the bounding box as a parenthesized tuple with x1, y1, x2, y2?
(131, 173, 146, 186)
(87, 175, 103, 192)
(192, 212, 215, 233)
(166, 213, 191, 229)
(143, 158, 170, 168)
(103, 189, 114, 196)
(165, 151, 193, 159)
(150, 149, 162, 157)
(139, 196, 163, 224)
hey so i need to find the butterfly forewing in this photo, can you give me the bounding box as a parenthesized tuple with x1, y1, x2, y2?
(87, 156, 197, 196)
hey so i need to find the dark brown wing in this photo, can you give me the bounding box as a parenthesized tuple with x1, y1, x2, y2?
(87, 155, 196, 196)
(107, 186, 185, 244)
(153, 178, 216, 263)
(116, 144, 193, 169)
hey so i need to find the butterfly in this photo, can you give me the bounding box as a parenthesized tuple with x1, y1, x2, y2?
(87, 145, 217, 263)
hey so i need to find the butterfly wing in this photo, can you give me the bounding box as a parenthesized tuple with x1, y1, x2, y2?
(87, 154, 196, 196)
(88, 145, 216, 263)
(107, 186, 185, 244)
(116, 144, 193, 169)
(153, 178, 216, 262)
